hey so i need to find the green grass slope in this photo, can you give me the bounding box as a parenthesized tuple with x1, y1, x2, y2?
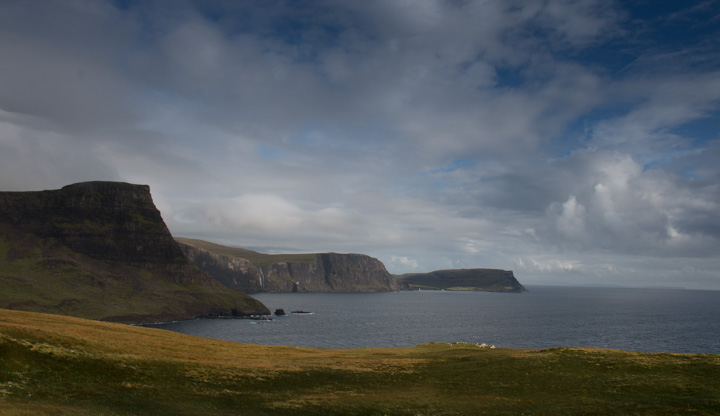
(1, 308, 719, 415)
(0, 229, 268, 322)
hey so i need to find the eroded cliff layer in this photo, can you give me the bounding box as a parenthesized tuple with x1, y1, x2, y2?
(396, 269, 526, 292)
(177, 238, 403, 293)
(0, 182, 269, 322)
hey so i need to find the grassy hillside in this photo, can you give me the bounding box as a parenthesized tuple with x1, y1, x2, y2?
(175, 237, 318, 267)
(2, 309, 719, 415)
(0, 228, 268, 323)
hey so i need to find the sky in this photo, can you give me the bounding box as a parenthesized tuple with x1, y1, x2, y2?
(1, 0, 720, 289)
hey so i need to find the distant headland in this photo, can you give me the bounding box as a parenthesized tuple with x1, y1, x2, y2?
(0, 181, 526, 324)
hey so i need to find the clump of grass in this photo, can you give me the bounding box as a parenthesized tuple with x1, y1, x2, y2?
(0, 236, 10, 260)
(1, 308, 719, 415)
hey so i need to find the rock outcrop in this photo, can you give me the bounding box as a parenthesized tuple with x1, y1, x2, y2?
(0, 182, 269, 323)
(177, 238, 403, 293)
(396, 269, 526, 292)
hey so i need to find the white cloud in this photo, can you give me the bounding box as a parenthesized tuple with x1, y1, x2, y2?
(537, 149, 720, 256)
(552, 195, 588, 242)
(198, 194, 357, 236)
(390, 256, 419, 270)
(514, 256, 582, 273)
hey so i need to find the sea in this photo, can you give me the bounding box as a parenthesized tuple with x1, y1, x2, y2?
(145, 286, 720, 354)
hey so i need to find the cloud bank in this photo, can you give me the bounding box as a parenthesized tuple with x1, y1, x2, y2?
(1, 0, 719, 288)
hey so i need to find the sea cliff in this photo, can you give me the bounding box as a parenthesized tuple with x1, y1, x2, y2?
(177, 238, 403, 292)
(0, 181, 269, 323)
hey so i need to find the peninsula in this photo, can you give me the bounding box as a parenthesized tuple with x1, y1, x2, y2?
(396, 268, 527, 292)
(176, 238, 526, 293)
(0, 180, 526, 325)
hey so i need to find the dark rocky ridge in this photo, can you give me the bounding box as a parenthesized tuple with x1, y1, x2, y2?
(1, 182, 184, 264)
(396, 269, 526, 292)
(0, 182, 269, 322)
(177, 238, 404, 292)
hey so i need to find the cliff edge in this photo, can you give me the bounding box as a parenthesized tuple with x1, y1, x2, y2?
(0, 182, 269, 323)
(176, 238, 403, 292)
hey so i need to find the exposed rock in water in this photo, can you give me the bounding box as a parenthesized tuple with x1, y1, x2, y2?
(177, 238, 405, 293)
(395, 269, 527, 292)
(0, 181, 270, 323)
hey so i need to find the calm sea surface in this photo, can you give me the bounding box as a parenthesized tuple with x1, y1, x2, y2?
(146, 286, 720, 354)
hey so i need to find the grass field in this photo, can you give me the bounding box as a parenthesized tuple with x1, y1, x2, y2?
(1, 308, 719, 415)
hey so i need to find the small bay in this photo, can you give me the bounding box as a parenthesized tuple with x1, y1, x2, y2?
(146, 286, 720, 354)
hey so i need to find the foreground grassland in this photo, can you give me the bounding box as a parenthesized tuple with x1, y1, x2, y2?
(1, 309, 719, 415)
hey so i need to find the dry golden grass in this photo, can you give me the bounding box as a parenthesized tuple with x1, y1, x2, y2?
(2, 308, 719, 415)
(0, 308, 428, 393)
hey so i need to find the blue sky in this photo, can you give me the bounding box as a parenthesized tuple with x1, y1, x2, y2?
(1, 0, 720, 289)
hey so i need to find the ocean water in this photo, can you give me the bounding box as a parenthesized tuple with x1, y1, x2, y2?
(146, 286, 720, 354)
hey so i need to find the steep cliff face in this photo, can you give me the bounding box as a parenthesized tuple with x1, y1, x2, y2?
(180, 243, 265, 293)
(177, 239, 403, 293)
(0, 182, 269, 322)
(396, 269, 527, 292)
(261, 253, 401, 292)
(0, 182, 184, 264)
